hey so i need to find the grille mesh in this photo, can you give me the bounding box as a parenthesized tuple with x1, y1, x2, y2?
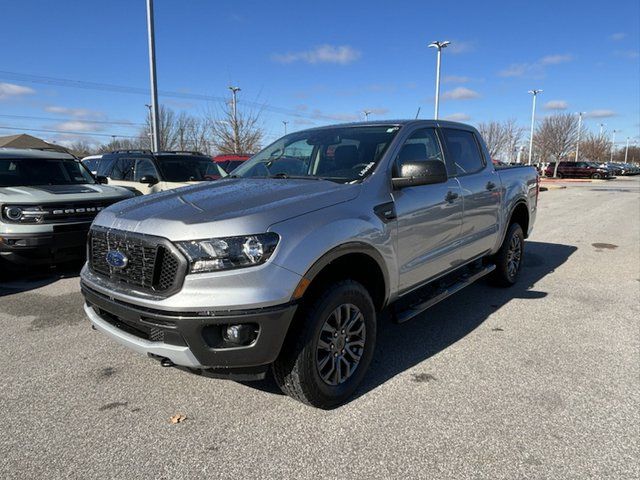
(89, 228, 183, 294)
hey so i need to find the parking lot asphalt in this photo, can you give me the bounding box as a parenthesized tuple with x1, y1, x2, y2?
(1, 177, 638, 480)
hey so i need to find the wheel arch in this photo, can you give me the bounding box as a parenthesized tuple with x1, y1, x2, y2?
(295, 242, 390, 312)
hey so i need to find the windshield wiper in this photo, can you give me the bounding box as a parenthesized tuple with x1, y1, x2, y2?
(267, 173, 322, 180)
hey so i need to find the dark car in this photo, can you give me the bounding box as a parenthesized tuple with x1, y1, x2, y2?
(544, 161, 611, 179)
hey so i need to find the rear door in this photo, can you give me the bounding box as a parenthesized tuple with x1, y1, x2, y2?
(441, 127, 501, 261)
(393, 127, 463, 291)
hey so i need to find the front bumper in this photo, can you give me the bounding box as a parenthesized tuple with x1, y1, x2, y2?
(0, 223, 90, 263)
(81, 283, 297, 377)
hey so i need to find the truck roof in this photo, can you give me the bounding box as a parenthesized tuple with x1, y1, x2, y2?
(300, 119, 477, 132)
(0, 147, 77, 160)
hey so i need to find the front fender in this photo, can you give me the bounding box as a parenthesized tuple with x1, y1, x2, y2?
(267, 201, 398, 301)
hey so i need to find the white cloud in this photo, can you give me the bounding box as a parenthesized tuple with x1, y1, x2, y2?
(51, 121, 105, 132)
(441, 87, 480, 100)
(272, 45, 361, 65)
(44, 105, 104, 118)
(544, 100, 568, 111)
(443, 75, 471, 84)
(364, 108, 389, 115)
(539, 54, 573, 65)
(0, 82, 35, 100)
(499, 54, 572, 77)
(585, 110, 616, 118)
(610, 32, 626, 41)
(444, 113, 471, 121)
(614, 50, 640, 59)
(311, 109, 359, 122)
(448, 41, 476, 54)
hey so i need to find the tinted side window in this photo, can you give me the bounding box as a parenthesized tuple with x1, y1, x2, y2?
(134, 158, 158, 181)
(83, 159, 98, 172)
(110, 158, 135, 181)
(442, 129, 485, 175)
(96, 157, 115, 176)
(395, 128, 444, 170)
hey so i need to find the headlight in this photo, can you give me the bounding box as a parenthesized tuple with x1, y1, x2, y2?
(176, 233, 279, 273)
(3, 205, 46, 223)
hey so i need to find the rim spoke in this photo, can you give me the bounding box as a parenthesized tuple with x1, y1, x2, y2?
(315, 303, 366, 386)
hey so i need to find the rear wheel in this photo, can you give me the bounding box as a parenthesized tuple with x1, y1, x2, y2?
(591, 172, 602, 179)
(272, 280, 376, 408)
(490, 223, 524, 287)
(555, 172, 563, 178)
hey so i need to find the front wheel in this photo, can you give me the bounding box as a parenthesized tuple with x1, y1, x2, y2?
(591, 172, 602, 179)
(490, 223, 524, 287)
(272, 280, 376, 408)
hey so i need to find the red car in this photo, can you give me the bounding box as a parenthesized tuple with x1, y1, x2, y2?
(213, 154, 251, 174)
(544, 161, 612, 179)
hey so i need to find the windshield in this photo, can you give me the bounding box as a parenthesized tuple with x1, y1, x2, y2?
(155, 155, 224, 182)
(232, 125, 401, 183)
(0, 157, 95, 187)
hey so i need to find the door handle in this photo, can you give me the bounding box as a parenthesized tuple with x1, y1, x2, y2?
(486, 181, 496, 191)
(445, 191, 459, 202)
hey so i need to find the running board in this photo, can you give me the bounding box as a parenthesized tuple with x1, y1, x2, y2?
(393, 264, 496, 324)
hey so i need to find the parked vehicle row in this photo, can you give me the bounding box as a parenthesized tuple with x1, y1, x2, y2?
(543, 160, 640, 179)
(79, 120, 539, 408)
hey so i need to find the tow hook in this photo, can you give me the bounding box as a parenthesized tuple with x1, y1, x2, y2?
(160, 358, 175, 368)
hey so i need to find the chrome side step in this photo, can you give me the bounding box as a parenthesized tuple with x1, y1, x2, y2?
(393, 264, 496, 324)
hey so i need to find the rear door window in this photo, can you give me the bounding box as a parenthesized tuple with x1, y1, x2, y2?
(134, 158, 158, 181)
(110, 158, 135, 181)
(441, 128, 485, 175)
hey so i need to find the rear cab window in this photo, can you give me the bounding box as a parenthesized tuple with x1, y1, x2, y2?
(441, 128, 485, 176)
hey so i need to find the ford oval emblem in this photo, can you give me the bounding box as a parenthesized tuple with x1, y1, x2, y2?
(106, 250, 128, 269)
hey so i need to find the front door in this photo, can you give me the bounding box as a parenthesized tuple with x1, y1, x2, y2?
(393, 127, 463, 292)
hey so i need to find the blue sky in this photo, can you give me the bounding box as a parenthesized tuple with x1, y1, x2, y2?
(0, 0, 638, 149)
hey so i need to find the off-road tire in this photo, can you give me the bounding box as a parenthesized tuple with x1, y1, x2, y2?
(490, 223, 525, 287)
(272, 280, 376, 409)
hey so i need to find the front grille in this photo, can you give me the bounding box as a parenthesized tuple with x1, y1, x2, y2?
(2, 201, 115, 224)
(89, 227, 186, 295)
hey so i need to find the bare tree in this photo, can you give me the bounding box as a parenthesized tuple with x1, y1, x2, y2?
(477, 119, 525, 162)
(206, 97, 264, 155)
(67, 140, 94, 158)
(96, 137, 146, 154)
(579, 132, 611, 163)
(534, 113, 579, 176)
(477, 121, 509, 159)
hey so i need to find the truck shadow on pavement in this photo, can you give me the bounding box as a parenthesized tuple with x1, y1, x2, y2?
(249, 241, 577, 404)
(0, 261, 83, 297)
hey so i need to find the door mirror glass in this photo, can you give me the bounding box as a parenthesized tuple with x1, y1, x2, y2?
(392, 159, 448, 188)
(95, 175, 108, 184)
(139, 175, 159, 185)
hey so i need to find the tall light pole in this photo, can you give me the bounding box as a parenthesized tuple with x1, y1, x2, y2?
(428, 40, 450, 120)
(527, 89, 542, 166)
(146, 0, 161, 152)
(228, 86, 241, 153)
(282, 120, 289, 135)
(599, 123, 606, 136)
(624, 137, 630, 163)
(610, 129, 618, 163)
(363, 110, 372, 121)
(574, 112, 585, 162)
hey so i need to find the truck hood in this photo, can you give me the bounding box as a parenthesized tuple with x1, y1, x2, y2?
(0, 183, 134, 203)
(94, 177, 360, 240)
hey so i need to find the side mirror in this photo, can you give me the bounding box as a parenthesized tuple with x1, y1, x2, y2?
(95, 175, 108, 184)
(139, 175, 159, 185)
(392, 159, 448, 189)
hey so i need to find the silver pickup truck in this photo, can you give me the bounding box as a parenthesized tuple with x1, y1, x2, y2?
(80, 120, 538, 408)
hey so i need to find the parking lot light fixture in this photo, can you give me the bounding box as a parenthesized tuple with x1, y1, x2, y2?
(283, 120, 289, 135)
(575, 112, 585, 162)
(610, 130, 618, 163)
(363, 110, 372, 121)
(228, 86, 241, 153)
(428, 40, 450, 120)
(527, 89, 543, 166)
(624, 137, 630, 163)
(599, 123, 606, 136)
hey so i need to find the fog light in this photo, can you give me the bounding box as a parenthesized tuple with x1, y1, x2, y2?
(224, 324, 257, 346)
